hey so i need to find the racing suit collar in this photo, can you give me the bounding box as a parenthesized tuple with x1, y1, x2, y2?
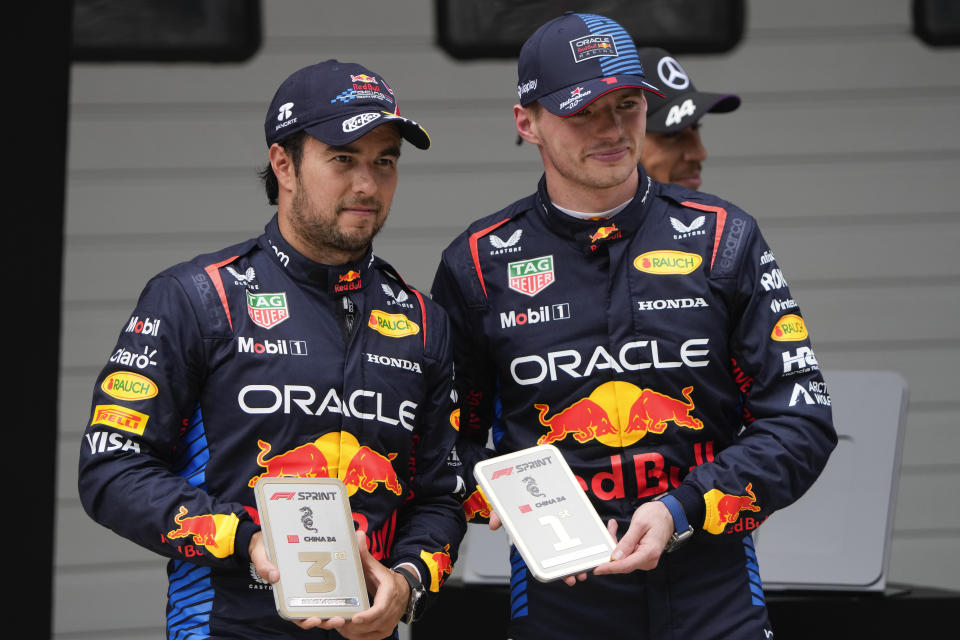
(535, 164, 657, 255)
(260, 214, 374, 294)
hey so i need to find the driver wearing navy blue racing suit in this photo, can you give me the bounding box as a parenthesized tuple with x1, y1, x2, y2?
(79, 60, 465, 640)
(431, 13, 836, 640)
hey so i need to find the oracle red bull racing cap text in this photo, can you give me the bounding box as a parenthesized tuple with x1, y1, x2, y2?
(516, 12, 663, 117)
(265, 59, 431, 149)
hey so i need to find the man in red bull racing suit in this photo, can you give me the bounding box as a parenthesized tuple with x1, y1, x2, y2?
(79, 60, 465, 640)
(431, 13, 836, 640)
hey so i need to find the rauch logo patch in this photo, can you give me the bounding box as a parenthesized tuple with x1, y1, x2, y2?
(633, 251, 702, 275)
(101, 371, 158, 401)
(368, 310, 420, 338)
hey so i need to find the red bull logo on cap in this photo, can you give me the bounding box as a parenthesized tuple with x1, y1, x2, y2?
(703, 482, 761, 535)
(534, 382, 703, 448)
(166, 506, 239, 559)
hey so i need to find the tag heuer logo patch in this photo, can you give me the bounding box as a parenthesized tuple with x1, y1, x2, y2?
(508, 255, 555, 297)
(246, 291, 289, 329)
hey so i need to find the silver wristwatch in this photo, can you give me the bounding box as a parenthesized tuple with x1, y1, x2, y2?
(393, 566, 427, 624)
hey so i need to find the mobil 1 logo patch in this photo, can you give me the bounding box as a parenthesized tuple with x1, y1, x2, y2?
(500, 303, 571, 329)
(237, 337, 308, 356)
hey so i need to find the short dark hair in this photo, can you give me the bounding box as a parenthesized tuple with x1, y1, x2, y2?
(258, 131, 308, 206)
(525, 101, 543, 119)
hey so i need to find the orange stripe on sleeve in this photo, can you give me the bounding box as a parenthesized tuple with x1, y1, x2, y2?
(203, 257, 238, 331)
(680, 201, 728, 272)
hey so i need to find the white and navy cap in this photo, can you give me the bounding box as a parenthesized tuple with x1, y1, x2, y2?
(516, 12, 663, 117)
(264, 59, 430, 149)
(639, 47, 741, 133)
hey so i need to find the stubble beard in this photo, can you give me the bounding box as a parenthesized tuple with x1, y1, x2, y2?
(289, 183, 386, 256)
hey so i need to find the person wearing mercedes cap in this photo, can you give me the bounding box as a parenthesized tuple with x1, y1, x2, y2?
(78, 59, 466, 640)
(639, 47, 741, 191)
(431, 12, 835, 640)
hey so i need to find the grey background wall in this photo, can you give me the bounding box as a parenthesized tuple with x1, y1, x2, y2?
(56, 1, 960, 637)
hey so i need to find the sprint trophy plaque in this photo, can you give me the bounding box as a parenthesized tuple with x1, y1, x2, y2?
(474, 444, 616, 582)
(254, 477, 368, 619)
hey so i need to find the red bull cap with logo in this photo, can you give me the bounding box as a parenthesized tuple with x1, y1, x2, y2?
(265, 59, 431, 149)
(516, 12, 663, 117)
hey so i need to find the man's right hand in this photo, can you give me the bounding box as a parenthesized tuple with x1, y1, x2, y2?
(249, 531, 280, 585)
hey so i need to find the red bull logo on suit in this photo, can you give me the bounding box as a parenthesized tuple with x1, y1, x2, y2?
(534, 381, 703, 448)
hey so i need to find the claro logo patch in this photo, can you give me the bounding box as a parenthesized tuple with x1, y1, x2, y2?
(634, 250, 702, 275)
(101, 371, 158, 401)
(368, 310, 420, 338)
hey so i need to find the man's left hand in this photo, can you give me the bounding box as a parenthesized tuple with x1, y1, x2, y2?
(293, 531, 411, 639)
(593, 500, 674, 574)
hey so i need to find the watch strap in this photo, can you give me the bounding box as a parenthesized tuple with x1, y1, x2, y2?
(656, 494, 690, 534)
(393, 566, 425, 624)
(653, 492, 694, 553)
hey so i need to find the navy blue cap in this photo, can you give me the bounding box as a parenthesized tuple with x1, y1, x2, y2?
(264, 59, 430, 149)
(639, 47, 740, 133)
(517, 13, 663, 117)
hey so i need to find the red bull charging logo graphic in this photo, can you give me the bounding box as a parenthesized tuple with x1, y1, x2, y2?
(248, 432, 401, 497)
(703, 482, 761, 534)
(166, 506, 238, 559)
(462, 487, 492, 521)
(419, 545, 453, 592)
(534, 381, 703, 448)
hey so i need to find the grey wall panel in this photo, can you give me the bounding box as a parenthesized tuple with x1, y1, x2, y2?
(55, 565, 166, 637)
(749, 0, 908, 28)
(817, 347, 959, 405)
(58, 505, 163, 568)
(893, 472, 960, 530)
(900, 408, 960, 467)
(889, 537, 960, 592)
(790, 284, 959, 343)
(704, 159, 960, 220)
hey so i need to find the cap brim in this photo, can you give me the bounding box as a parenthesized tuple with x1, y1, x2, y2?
(304, 110, 431, 150)
(537, 76, 664, 117)
(646, 91, 741, 134)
